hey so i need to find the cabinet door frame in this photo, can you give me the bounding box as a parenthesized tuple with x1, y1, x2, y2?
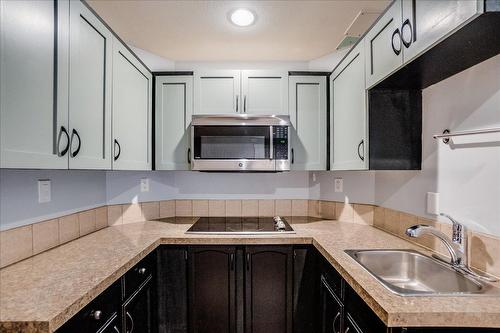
(68, 0, 113, 169)
(188, 246, 237, 333)
(289, 76, 327, 171)
(155, 75, 193, 170)
(122, 275, 154, 333)
(0, 0, 69, 169)
(111, 38, 152, 170)
(193, 70, 241, 115)
(241, 70, 289, 115)
(319, 275, 344, 333)
(244, 246, 293, 333)
(330, 42, 368, 171)
(364, 0, 403, 88)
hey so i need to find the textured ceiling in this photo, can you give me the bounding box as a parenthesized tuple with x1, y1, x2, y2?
(87, 0, 389, 62)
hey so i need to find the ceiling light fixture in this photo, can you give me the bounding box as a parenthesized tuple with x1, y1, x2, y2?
(229, 8, 255, 27)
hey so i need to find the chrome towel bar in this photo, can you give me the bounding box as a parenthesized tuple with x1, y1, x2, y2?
(433, 127, 500, 144)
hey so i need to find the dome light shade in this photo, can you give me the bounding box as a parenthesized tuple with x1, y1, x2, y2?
(230, 9, 255, 27)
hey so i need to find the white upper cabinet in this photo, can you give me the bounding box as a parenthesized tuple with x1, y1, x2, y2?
(112, 39, 152, 170)
(401, 0, 480, 64)
(155, 76, 193, 170)
(365, 0, 403, 88)
(68, 0, 113, 170)
(0, 0, 69, 169)
(289, 76, 327, 171)
(331, 43, 368, 171)
(194, 70, 241, 114)
(241, 70, 288, 115)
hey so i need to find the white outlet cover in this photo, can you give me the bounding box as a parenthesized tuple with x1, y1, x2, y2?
(427, 192, 439, 215)
(140, 178, 150, 192)
(334, 178, 343, 193)
(38, 179, 51, 203)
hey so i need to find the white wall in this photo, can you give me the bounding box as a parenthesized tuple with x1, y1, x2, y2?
(375, 54, 500, 236)
(0, 170, 106, 231)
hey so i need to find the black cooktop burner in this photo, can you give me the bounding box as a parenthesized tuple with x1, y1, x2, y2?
(186, 216, 294, 234)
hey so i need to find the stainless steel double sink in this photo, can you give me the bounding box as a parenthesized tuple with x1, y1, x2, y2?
(345, 249, 499, 296)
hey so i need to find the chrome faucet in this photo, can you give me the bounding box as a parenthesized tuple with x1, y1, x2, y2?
(405, 214, 465, 266)
(405, 213, 497, 282)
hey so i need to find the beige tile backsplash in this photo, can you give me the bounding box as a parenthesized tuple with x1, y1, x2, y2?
(1, 199, 499, 278)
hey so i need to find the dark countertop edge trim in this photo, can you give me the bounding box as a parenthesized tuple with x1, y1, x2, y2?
(288, 71, 330, 76)
(153, 71, 194, 76)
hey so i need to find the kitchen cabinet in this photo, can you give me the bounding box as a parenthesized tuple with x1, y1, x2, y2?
(155, 75, 193, 170)
(0, 0, 69, 169)
(401, 0, 480, 64)
(123, 277, 155, 333)
(68, 0, 113, 169)
(364, 0, 403, 88)
(293, 247, 318, 333)
(245, 246, 293, 333)
(319, 276, 343, 333)
(194, 70, 241, 115)
(288, 75, 327, 171)
(112, 38, 152, 170)
(188, 246, 237, 333)
(241, 70, 288, 115)
(331, 42, 367, 171)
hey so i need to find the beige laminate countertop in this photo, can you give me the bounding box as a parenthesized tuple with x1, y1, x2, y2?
(1, 218, 500, 332)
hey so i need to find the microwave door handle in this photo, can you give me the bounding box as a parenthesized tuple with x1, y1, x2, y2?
(269, 126, 273, 160)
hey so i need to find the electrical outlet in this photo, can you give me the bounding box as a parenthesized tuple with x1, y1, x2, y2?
(140, 178, 150, 192)
(312, 172, 317, 182)
(334, 178, 343, 193)
(38, 179, 51, 203)
(427, 192, 439, 215)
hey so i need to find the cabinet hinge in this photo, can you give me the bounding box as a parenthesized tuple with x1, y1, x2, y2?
(184, 250, 188, 261)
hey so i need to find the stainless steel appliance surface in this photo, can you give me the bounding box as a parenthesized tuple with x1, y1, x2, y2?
(186, 216, 295, 235)
(190, 114, 291, 172)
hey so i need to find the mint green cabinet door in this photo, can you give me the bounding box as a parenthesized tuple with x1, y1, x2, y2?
(365, 0, 403, 88)
(0, 0, 69, 169)
(241, 70, 288, 115)
(331, 42, 368, 171)
(112, 38, 152, 170)
(401, 0, 480, 64)
(155, 76, 193, 170)
(68, 1, 113, 170)
(289, 76, 327, 171)
(194, 70, 240, 114)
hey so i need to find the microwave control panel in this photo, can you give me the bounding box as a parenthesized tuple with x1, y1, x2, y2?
(273, 126, 288, 160)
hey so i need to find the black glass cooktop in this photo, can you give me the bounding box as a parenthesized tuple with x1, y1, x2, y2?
(186, 216, 294, 234)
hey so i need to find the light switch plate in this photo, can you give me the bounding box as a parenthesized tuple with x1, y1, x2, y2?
(38, 179, 51, 203)
(427, 192, 439, 215)
(334, 178, 343, 193)
(140, 178, 150, 192)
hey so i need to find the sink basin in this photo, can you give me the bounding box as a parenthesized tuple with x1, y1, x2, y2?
(345, 249, 498, 296)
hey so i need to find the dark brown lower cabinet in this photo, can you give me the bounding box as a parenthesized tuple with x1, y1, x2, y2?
(187, 246, 293, 333)
(123, 276, 154, 333)
(319, 275, 342, 333)
(99, 314, 121, 333)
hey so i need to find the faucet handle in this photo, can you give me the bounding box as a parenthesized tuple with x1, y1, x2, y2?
(440, 213, 467, 256)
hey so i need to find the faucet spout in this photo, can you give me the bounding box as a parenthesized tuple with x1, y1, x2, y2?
(405, 224, 461, 265)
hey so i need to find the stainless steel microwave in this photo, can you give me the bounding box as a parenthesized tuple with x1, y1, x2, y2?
(190, 115, 291, 172)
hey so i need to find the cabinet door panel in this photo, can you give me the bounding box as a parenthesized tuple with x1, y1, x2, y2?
(112, 39, 151, 170)
(194, 71, 240, 114)
(0, 0, 69, 169)
(155, 76, 193, 170)
(245, 246, 293, 333)
(401, 0, 479, 64)
(289, 76, 327, 170)
(365, 0, 403, 88)
(123, 277, 154, 333)
(241, 70, 288, 115)
(319, 276, 343, 333)
(188, 246, 236, 333)
(331, 43, 367, 170)
(69, 1, 112, 169)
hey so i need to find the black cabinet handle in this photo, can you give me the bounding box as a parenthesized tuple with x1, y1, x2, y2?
(236, 95, 239, 113)
(244, 95, 247, 113)
(89, 310, 102, 320)
(246, 253, 250, 271)
(401, 18, 413, 48)
(70, 129, 81, 158)
(138, 267, 146, 275)
(113, 326, 120, 333)
(187, 148, 191, 164)
(230, 253, 235, 271)
(291, 148, 294, 164)
(114, 139, 121, 161)
(391, 28, 402, 55)
(357, 139, 365, 161)
(57, 126, 70, 157)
